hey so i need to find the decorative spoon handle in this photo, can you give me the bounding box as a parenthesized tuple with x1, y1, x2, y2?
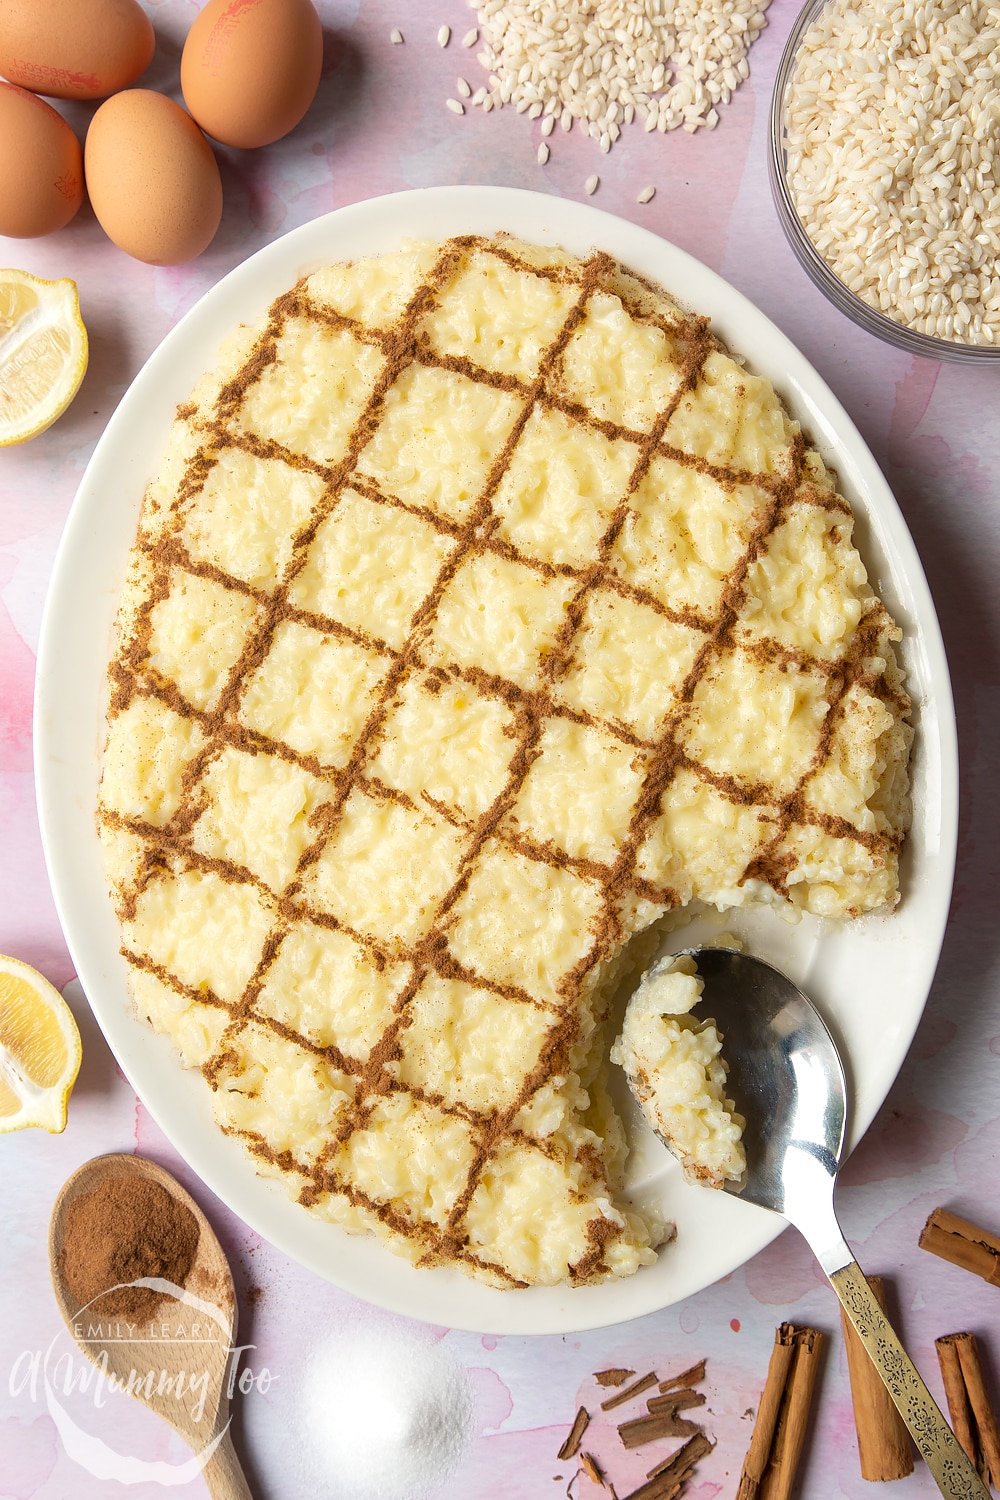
(828, 1258, 988, 1499)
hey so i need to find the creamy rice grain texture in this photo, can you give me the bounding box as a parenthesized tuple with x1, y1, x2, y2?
(612, 955, 746, 1190)
(98, 234, 911, 1288)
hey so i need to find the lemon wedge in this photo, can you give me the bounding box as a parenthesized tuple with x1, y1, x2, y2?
(0, 269, 88, 447)
(0, 954, 82, 1133)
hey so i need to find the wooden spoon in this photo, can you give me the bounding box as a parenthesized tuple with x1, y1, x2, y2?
(49, 1152, 252, 1500)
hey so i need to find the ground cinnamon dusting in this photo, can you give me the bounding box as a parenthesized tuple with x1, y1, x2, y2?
(60, 1170, 199, 1324)
(103, 232, 907, 1289)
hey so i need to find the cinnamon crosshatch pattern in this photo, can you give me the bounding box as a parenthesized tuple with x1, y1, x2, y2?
(99, 234, 911, 1287)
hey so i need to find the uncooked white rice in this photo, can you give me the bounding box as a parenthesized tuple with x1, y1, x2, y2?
(462, 0, 769, 147)
(438, 23, 451, 46)
(537, 141, 550, 164)
(785, 0, 1000, 347)
(456, 76, 472, 97)
(445, 97, 465, 114)
(585, 173, 600, 194)
(637, 184, 656, 203)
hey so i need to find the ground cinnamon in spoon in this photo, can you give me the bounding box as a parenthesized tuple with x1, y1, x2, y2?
(60, 1170, 199, 1324)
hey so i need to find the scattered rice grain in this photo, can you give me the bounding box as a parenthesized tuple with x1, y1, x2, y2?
(463, 0, 769, 148)
(462, 27, 479, 46)
(637, 184, 656, 203)
(541, 113, 555, 136)
(457, 77, 472, 97)
(537, 142, 550, 164)
(585, 173, 599, 195)
(390, 27, 403, 44)
(446, 97, 465, 114)
(438, 24, 451, 47)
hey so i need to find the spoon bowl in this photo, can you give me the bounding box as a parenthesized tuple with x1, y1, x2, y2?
(622, 948, 988, 1500)
(676, 947, 847, 1216)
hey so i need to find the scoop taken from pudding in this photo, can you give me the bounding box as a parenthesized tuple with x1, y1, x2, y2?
(612, 953, 746, 1189)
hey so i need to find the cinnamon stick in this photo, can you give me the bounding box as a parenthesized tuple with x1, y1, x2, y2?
(920, 1208, 1000, 1287)
(936, 1332, 1000, 1486)
(558, 1406, 590, 1461)
(840, 1275, 914, 1480)
(955, 1334, 1000, 1486)
(937, 1335, 981, 1473)
(737, 1323, 826, 1500)
(596, 1368, 636, 1388)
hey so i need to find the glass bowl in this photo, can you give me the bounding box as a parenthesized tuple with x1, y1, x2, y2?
(769, 0, 999, 365)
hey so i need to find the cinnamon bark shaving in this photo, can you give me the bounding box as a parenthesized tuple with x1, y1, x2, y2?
(658, 1360, 706, 1394)
(600, 1372, 658, 1411)
(558, 1406, 591, 1461)
(624, 1431, 715, 1498)
(619, 1406, 703, 1449)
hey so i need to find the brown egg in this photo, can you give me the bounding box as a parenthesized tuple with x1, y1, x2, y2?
(0, 0, 155, 102)
(181, 0, 322, 150)
(0, 83, 83, 237)
(85, 91, 223, 265)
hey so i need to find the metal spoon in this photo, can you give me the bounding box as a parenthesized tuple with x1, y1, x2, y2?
(622, 947, 988, 1500)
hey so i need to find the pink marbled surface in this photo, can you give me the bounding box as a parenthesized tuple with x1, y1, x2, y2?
(3, 2, 1000, 1496)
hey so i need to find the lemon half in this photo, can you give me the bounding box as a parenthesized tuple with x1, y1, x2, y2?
(0, 954, 82, 1133)
(0, 269, 88, 447)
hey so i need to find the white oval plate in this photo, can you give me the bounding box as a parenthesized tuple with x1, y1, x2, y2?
(35, 187, 957, 1335)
